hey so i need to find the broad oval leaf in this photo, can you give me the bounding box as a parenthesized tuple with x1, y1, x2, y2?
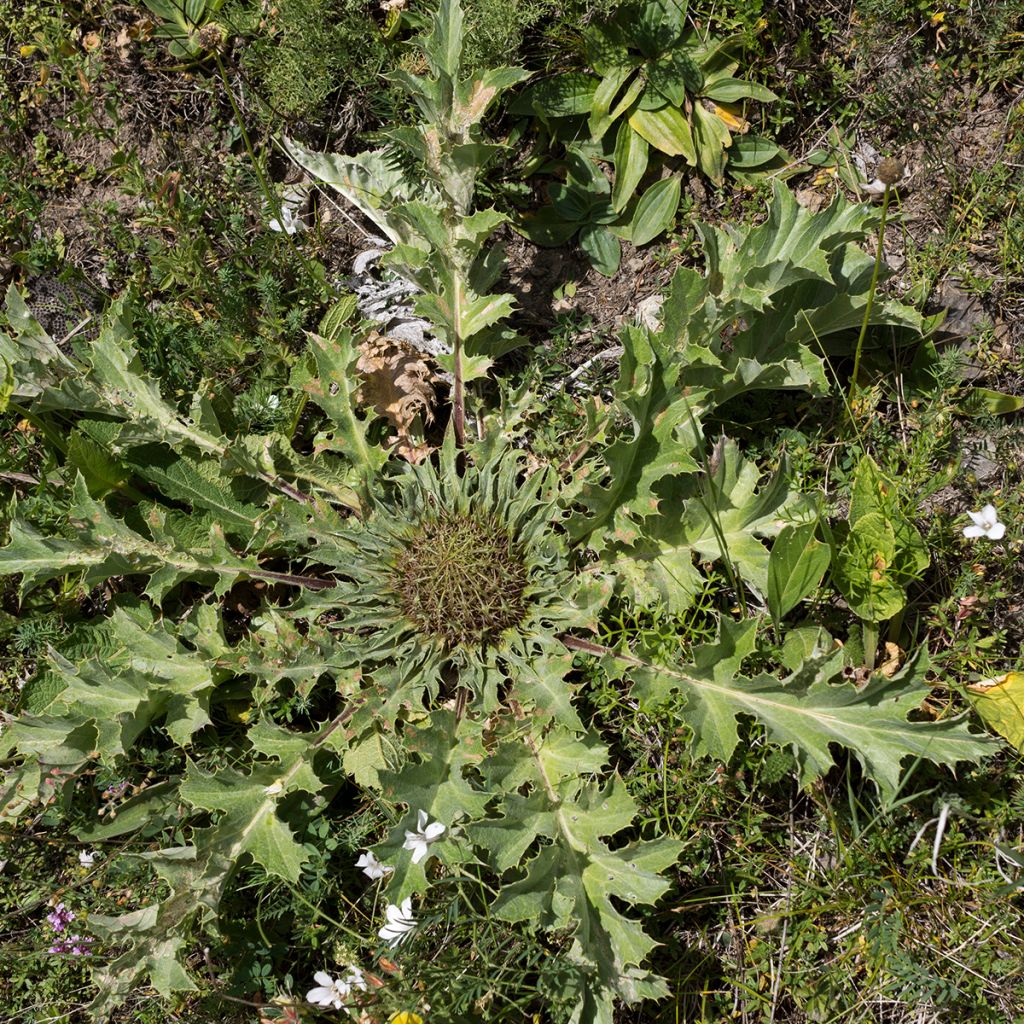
(767, 521, 831, 624)
(647, 49, 704, 107)
(612, 122, 650, 212)
(579, 223, 621, 277)
(516, 207, 579, 247)
(630, 176, 681, 246)
(629, 106, 696, 162)
(508, 72, 599, 117)
(702, 76, 777, 103)
(727, 134, 783, 170)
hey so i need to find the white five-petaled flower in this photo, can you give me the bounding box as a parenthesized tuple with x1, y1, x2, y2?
(306, 966, 367, 1010)
(78, 850, 97, 868)
(963, 504, 1006, 541)
(378, 897, 416, 947)
(403, 810, 445, 865)
(356, 850, 393, 881)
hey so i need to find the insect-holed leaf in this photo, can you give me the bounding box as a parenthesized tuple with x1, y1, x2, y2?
(306, 330, 389, 480)
(0, 285, 76, 399)
(627, 621, 996, 798)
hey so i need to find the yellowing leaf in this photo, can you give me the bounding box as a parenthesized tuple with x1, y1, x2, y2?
(968, 673, 1024, 750)
(712, 103, 749, 133)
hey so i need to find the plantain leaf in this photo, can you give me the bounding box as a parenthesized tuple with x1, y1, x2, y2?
(767, 521, 831, 625)
(628, 176, 680, 246)
(612, 122, 650, 212)
(628, 106, 696, 162)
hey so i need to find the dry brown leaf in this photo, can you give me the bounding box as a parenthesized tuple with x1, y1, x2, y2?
(877, 642, 903, 678)
(356, 331, 438, 464)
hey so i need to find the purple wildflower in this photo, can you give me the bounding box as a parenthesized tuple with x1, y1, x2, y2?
(46, 903, 75, 933)
(49, 934, 93, 956)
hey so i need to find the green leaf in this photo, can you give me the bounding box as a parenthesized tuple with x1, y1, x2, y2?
(579, 224, 622, 277)
(305, 330, 388, 484)
(628, 106, 696, 162)
(124, 446, 263, 533)
(612, 122, 649, 213)
(647, 50, 703, 106)
(377, 711, 489, 898)
(957, 386, 1024, 417)
(180, 731, 324, 882)
(471, 720, 683, 1019)
(691, 102, 731, 184)
(589, 66, 632, 141)
(0, 475, 264, 601)
(422, 0, 463, 78)
(569, 326, 701, 545)
(66, 428, 136, 500)
(701, 75, 777, 103)
(509, 72, 598, 117)
(629, 176, 680, 246)
(767, 521, 830, 625)
(610, 441, 813, 613)
(516, 206, 580, 247)
(727, 134, 783, 170)
(627, 622, 996, 799)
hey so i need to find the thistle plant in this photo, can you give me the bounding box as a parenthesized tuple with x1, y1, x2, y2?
(286, 0, 529, 445)
(0, 7, 1000, 1022)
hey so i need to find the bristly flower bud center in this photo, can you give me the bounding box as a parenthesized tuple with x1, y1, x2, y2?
(876, 158, 904, 186)
(392, 510, 528, 648)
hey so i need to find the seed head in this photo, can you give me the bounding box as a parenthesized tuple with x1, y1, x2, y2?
(876, 158, 905, 186)
(392, 510, 528, 649)
(196, 23, 227, 52)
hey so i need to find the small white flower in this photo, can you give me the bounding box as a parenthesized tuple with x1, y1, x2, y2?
(306, 970, 351, 1010)
(963, 504, 1005, 540)
(859, 178, 887, 196)
(378, 897, 416, 947)
(402, 809, 445, 865)
(78, 850, 97, 868)
(269, 205, 304, 235)
(356, 850, 393, 881)
(345, 965, 368, 991)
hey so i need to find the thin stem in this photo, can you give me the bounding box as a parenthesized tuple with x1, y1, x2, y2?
(849, 184, 892, 410)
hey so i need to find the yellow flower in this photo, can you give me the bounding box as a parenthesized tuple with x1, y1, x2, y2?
(390, 1013, 424, 1024)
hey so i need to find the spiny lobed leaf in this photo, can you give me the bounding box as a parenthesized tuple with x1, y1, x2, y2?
(471, 721, 683, 1019)
(610, 438, 815, 613)
(622, 620, 996, 799)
